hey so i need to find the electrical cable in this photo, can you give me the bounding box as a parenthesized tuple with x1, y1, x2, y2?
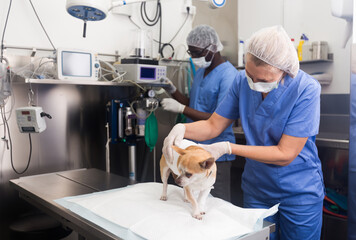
(1, 0, 12, 62)
(140, 0, 162, 54)
(158, 1, 162, 55)
(159, 43, 174, 59)
(99, 60, 127, 82)
(27, 57, 55, 106)
(152, 10, 189, 45)
(156, 8, 190, 58)
(28, 0, 56, 50)
(166, 10, 190, 44)
(0, 68, 15, 126)
(133, 2, 189, 56)
(1, 105, 31, 174)
(140, 1, 160, 27)
(98, 60, 146, 90)
(27, 58, 43, 106)
(128, 16, 141, 29)
(27, 84, 35, 106)
(4, 56, 43, 186)
(30, 59, 54, 79)
(105, 123, 111, 173)
(1, 107, 9, 149)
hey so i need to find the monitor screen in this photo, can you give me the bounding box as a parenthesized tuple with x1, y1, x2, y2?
(61, 51, 92, 77)
(140, 67, 156, 80)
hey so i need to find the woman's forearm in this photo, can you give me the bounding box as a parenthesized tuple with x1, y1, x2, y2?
(184, 120, 217, 142)
(183, 106, 212, 121)
(184, 113, 234, 142)
(231, 144, 291, 166)
(230, 134, 308, 166)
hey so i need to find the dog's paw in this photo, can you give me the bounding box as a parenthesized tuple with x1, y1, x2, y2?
(193, 213, 203, 220)
(160, 196, 167, 201)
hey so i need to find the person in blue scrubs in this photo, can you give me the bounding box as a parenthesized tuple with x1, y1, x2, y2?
(163, 25, 324, 240)
(161, 25, 238, 202)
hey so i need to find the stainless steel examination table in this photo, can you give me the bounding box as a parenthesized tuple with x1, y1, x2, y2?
(10, 168, 275, 240)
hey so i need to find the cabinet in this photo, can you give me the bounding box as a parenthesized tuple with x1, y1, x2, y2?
(300, 59, 333, 85)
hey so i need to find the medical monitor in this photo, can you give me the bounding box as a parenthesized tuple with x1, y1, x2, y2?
(57, 48, 100, 81)
(115, 64, 166, 84)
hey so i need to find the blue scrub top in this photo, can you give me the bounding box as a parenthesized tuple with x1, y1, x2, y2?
(187, 61, 237, 162)
(215, 70, 325, 205)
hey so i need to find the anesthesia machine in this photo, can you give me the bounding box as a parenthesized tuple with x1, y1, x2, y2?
(106, 88, 160, 181)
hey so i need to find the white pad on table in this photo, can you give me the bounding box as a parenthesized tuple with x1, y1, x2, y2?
(55, 182, 278, 240)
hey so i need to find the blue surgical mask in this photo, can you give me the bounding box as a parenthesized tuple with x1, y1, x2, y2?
(245, 72, 281, 93)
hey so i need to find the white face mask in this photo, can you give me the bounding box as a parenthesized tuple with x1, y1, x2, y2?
(245, 72, 281, 93)
(192, 52, 215, 69)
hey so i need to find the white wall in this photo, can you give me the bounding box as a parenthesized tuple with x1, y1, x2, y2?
(238, 0, 351, 94)
(0, 0, 194, 60)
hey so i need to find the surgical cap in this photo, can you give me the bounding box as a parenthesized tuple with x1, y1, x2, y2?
(245, 25, 299, 78)
(187, 25, 223, 52)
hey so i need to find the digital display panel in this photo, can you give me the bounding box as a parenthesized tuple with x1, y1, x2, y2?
(21, 127, 35, 132)
(21, 111, 30, 115)
(140, 67, 156, 80)
(62, 51, 92, 77)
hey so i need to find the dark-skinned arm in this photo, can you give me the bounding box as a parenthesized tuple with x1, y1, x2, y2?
(171, 90, 212, 121)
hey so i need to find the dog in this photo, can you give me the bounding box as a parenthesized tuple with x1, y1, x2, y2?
(160, 140, 216, 220)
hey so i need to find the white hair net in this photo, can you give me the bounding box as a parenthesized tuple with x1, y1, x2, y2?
(186, 25, 223, 52)
(245, 25, 299, 78)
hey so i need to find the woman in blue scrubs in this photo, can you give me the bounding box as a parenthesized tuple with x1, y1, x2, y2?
(163, 25, 324, 240)
(161, 25, 238, 202)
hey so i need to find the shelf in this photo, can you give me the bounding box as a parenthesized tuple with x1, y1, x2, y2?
(24, 78, 169, 88)
(235, 59, 333, 70)
(233, 128, 349, 149)
(300, 59, 333, 64)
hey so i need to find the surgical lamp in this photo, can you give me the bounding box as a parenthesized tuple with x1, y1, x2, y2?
(66, 0, 145, 37)
(66, 0, 226, 37)
(205, 0, 226, 9)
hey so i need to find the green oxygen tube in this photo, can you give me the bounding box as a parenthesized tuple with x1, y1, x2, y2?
(145, 113, 158, 152)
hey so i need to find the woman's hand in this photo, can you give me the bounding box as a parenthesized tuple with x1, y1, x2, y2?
(162, 124, 186, 164)
(197, 142, 232, 161)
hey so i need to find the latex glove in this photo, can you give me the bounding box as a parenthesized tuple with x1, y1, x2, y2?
(161, 77, 177, 94)
(163, 124, 186, 164)
(161, 98, 185, 114)
(197, 142, 232, 161)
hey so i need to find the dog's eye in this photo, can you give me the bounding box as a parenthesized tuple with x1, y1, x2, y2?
(185, 172, 192, 178)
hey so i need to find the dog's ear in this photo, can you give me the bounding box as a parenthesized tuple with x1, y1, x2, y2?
(171, 145, 186, 155)
(199, 157, 215, 169)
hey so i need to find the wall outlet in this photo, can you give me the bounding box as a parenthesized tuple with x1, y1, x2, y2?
(183, 5, 196, 15)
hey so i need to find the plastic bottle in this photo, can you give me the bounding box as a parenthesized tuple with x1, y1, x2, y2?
(297, 39, 304, 61)
(297, 34, 309, 61)
(238, 40, 244, 67)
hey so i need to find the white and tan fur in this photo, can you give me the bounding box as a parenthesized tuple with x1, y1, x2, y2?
(160, 141, 216, 220)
